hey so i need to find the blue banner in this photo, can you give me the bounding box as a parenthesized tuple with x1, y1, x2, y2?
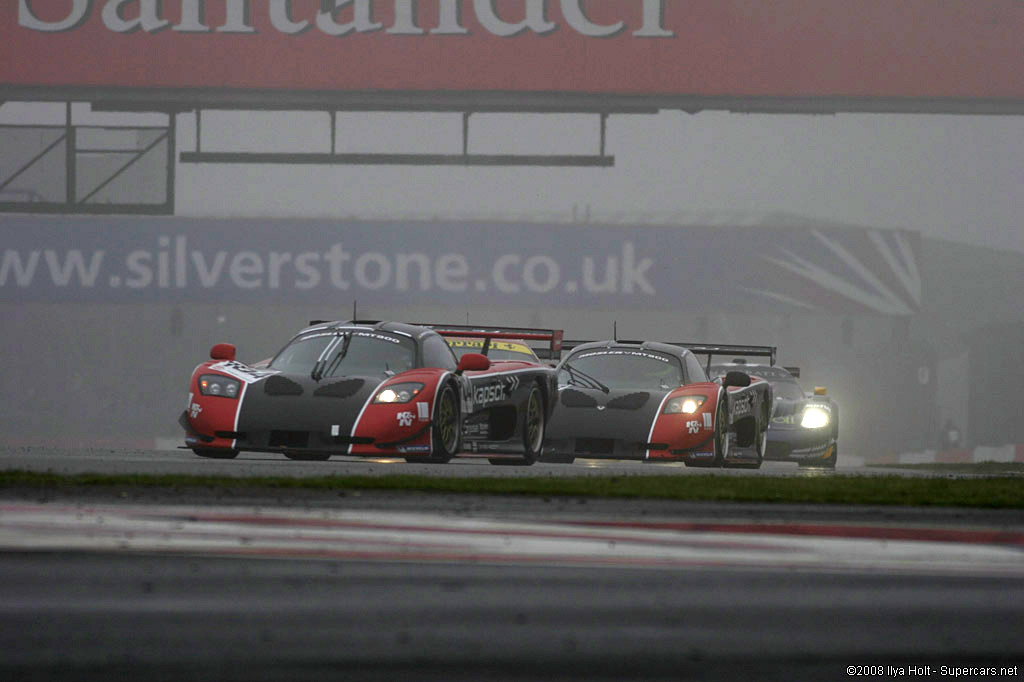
(0, 216, 921, 314)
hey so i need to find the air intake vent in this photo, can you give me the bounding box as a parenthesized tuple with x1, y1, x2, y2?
(314, 378, 365, 399)
(264, 375, 304, 396)
(607, 392, 650, 410)
(561, 389, 598, 408)
(269, 430, 309, 448)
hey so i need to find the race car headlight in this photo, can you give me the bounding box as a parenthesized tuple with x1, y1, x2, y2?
(199, 374, 241, 399)
(801, 406, 830, 429)
(663, 396, 706, 414)
(373, 382, 424, 404)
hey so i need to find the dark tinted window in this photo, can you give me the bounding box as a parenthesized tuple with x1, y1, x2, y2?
(710, 364, 795, 382)
(422, 334, 458, 370)
(770, 380, 806, 400)
(560, 349, 683, 390)
(684, 353, 708, 383)
(271, 330, 416, 377)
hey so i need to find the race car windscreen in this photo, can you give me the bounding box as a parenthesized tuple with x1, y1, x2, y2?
(560, 349, 683, 390)
(446, 338, 539, 363)
(270, 331, 416, 377)
(769, 380, 805, 400)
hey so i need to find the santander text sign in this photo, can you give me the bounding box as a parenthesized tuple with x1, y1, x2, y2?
(4, 0, 1024, 105)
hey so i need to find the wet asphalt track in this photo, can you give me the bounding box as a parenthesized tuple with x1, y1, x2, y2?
(0, 446, 1022, 681)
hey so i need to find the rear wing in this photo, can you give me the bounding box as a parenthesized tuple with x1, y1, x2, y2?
(671, 343, 777, 376)
(421, 324, 565, 362)
(561, 340, 777, 368)
(672, 343, 777, 367)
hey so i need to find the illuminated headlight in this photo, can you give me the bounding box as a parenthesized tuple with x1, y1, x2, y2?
(199, 374, 241, 399)
(373, 382, 424, 404)
(663, 396, 706, 414)
(801, 406, 831, 429)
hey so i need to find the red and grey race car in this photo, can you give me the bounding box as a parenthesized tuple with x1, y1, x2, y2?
(180, 320, 561, 465)
(542, 341, 773, 467)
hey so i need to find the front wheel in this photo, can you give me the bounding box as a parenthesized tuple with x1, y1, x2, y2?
(489, 384, 544, 466)
(712, 393, 730, 467)
(425, 382, 459, 463)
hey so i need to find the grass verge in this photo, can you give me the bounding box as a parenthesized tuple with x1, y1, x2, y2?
(1, 470, 1022, 508)
(873, 462, 1024, 475)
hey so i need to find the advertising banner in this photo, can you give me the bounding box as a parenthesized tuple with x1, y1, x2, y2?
(3, 1, 1024, 101)
(0, 215, 922, 314)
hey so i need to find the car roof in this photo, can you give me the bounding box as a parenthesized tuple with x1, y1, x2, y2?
(297, 320, 434, 339)
(709, 362, 798, 380)
(566, 340, 692, 360)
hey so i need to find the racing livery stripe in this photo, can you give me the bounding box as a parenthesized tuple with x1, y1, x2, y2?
(644, 393, 673, 461)
(346, 379, 388, 455)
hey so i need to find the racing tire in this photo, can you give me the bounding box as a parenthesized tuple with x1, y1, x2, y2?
(283, 451, 331, 461)
(489, 383, 544, 466)
(687, 392, 730, 468)
(727, 422, 766, 470)
(415, 382, 459, 464)
(747, 401, 769, 469)
(192, 448, 239, 459)
(712, 392, 730, 467)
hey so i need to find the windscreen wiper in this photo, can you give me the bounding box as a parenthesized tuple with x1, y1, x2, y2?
(311, 331, 347, 381)
(320, 332, 352, 380)
(562, 363, 610, 394)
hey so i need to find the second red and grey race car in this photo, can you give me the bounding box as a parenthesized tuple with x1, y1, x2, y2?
(542, 341, 773, 467)
(180, 320, 560, 465)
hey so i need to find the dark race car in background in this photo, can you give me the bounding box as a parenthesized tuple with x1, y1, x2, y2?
(180, 320, 559, 465)
(709, 361, 839, 469)
(543, 341, 773, 468)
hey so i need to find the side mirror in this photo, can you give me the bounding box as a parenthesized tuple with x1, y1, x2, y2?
(722, 370, 751, 388)
(457, 352, 490, 374)
(814, 386, 827, 396)
(210, 343, 236, 361)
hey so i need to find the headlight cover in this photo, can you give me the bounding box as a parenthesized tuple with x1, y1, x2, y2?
(663, 396, 706, 414)
(199, 374, 241, 399)
(374, 382, 425, 404)
(801, 405, 831, 429)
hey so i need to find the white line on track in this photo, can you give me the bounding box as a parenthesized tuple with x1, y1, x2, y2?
(0, 502, 1021, 577)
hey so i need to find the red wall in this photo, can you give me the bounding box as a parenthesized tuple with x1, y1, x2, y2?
(3, 0, 1024, 99)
